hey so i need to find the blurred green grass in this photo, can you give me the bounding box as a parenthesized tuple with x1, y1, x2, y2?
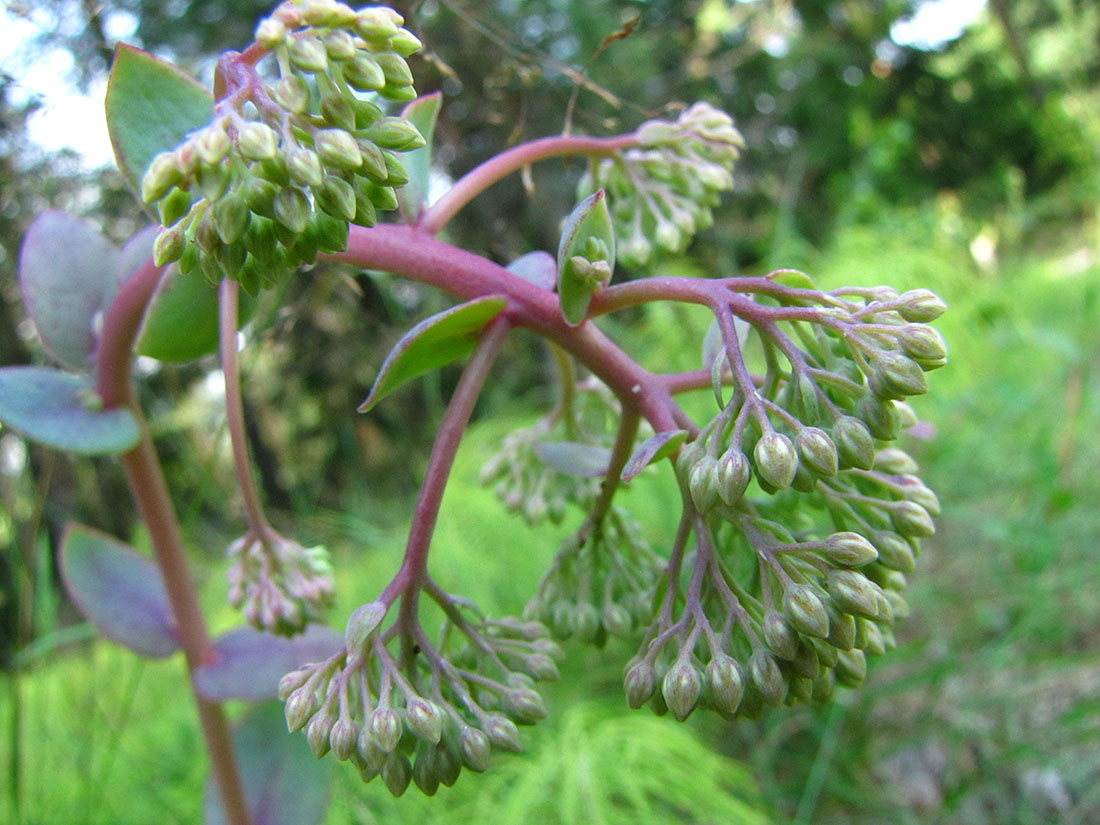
(4, 202, 1099, 824)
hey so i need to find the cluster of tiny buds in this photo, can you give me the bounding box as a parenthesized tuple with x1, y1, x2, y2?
(579, 102, 744, 267)
(140, 1, 424, 293)
(278, 602, 563, 795)
(226, 531, 335, 635)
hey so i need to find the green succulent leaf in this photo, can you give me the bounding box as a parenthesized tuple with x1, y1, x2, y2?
(621, 430, 689, 481)
(134, 266, 256, 363)
(557, 190, 616, 326)
(358, 295, 508, 412)
(59, 523, 180, 658)
(106, 42, 214, 197)
(767, 269, 817, 291)
(0, 367, 140, 455)
(396, 92, 442, 223)
(18, 212, 121, 371)
(203, 702, 330, 825)
(533, 441, 612, 478)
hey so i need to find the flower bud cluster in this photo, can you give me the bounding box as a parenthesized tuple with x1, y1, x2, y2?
(227, 530, 335, 635)
(523, 507, 662, 644)
(140, 1, 424, 293)
(282, 597, 562, 794)
(577, 102, 744, 267)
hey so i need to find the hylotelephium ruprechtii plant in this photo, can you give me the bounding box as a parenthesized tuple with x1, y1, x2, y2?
(2, 1, 949, 821)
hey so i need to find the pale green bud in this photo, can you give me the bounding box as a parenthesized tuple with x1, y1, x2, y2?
(329, 718, 359, 761)
(688, 455, 719, 512)
(345, 601, 387, 652)
(602, 602, 633, 638)
(857, 618, 887, 656)
(363, 182, 398, 211)
(874, 530, 916, 573)
(524, 653, 560, 682)
(243, 177, 279, 218)
(482, 714, 522, 753)
(655, 220, 682, 251)
(213, 194, 250, 245)
(365, 117, 427, 152)
(319, 94, 356, 133)
(873, 447, 918, 475)
(892, 500, 936, 538)
(381, 752, 412, 797)
(368, 707, 403, 753)
(289, 36, 329, 73)
(287, 147, 325, 187)
(274, 75, 310, 115)
(704, 654, 745, 715)
(624, 660, 657, 709)
(811, 669, 836, 702)
(411, 748, 440, 797)
(314, 128, 362, 170)
(828, 570, 885, 620)
(306, 712, 334, 758)
(826, 605, 857, 650)
(344, 53, 387, 91)
(323, 28, 357, 60)
(273, 187, 311, 233)
(783, 584, 830, 639)
(141, 151, 181, 203)
(375, 52, 414, 87)
(277, 668, 311, 701)
(791, 639, 821, 679)
(748, 650, 787, 706)
(898, 289, 947, 322)
(870, 351, 928, 399)
(716, 448, 751, 506)
(357, 139, 390, 182)
(196, 127, 232, 166)
(433, 741, 461, 788)
(885, 590, 910, 620)
(315, 174, 357, 221)
(572, 602, 600, 642)
(237, 123, 278, 163)
(355, 7, 402, 39)
(254, 17, 286, 49)
(858, 396, 902, 441)
(898, 323, 947, 364)
(390, 28, 423, 57)
(754, 431, 798, 490)
(824, 417, 865, 468)
(158, 188, 192, 226)
(301, 0, 345, 26)
(796, 427, 838, 476)
(662, 660, 702, 721)
(505, 687, 548, 722)
(152, 225, 186, 266)
(357, 728, 387, 771)
(520, 620, 551, 641)
(404, 698, 443, 744)
(835, 648, 868, 687)
(823, 532, 879, 567)
(812, 637, 839, 668)
(458, 726, 491, 772)
(762, 611, 798, 661)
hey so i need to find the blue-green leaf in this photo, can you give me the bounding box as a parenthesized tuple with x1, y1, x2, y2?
(0, 367, 140, 455)
(507, 251, 557, 290)
(397, 92, 442, 223)
(533, 441, 612, 478)
(621, 430, 688, 481)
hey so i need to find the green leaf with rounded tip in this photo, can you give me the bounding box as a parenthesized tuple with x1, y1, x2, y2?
(533, 441, 612, 478)
(18, 212, 120, 371)
(557, 190, 615, 326)
(0, 367, 140, 455)
(621, 430, 688, 481)
(59, 523, 180, 658)
(358, 295, 507, 412)
(507, 251, 557, 290)
(768, 269, 817, 290)
(396, 92, 442, 223)
(194, 625, 343, 702)
(204, 702, 331, 825)
(134, 266, 256, 363)
(106, 42, 213, 196)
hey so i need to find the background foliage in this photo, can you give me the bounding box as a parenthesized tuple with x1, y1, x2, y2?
(1, 1, 1098, 823)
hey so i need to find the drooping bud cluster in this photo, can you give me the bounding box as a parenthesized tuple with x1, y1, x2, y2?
(523, 507, 663, 643)
(227, 530, 335, 635)
(478, 377, 619, 526)
(617, 279, 946, 719)
(281, 597, 562, 795)
(577, 102, 744, 268)
(140, 1, 425, 293)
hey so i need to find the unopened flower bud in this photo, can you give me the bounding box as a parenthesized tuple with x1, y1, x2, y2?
(254, 17, 286, 49)
(898, 323, 947, 365)
(833, 416, 875, 470)
(238, 122, 279, 161)
(329, 717, 359, 761)
(368, 707, 403, 753)
(748, 650, 787, 706)
(874, 530, 916, 573)
(892, 500, 935, 538)
(344, 53, 387, 91)
(828, 570, 884, 620)
(896, 475, 940, 517)
(273, 187, 311, 233)
(524, 653, 560, 682)
(898, 289, 947, 322)
(571, 602, 600, 642)
(322, 28, 357, 60)
(289, 36, 328, 73)
(365, 117, 427, 152)
(762, 611, 798, 660)
(783, 584, 830, 639)
(374, 52, 414, 87)
(381, 751, 412, 797)
(315, 174, 357, 221)
(287, 147, 324, 187)
(791, 639, 821, 679)
(796, 427, 838, 476)
(277, 668, 311, 701)
(835, 648, 868, 687)
(152, 225, 186, 266)
(624, 660, 657, 709)
(506, 687, 548, 723)
(405, 697, 443, 744)
(315, 128, 363, 170)
(274, 75, 310, 114)
(345, 601, 387, 651)
(688, 455, 719, 512)
(857, 618, 887, 656)
(482, 714, 522, 753)
(704, 654, 745, 715)
(826, 604, 857, 650)
(390, 28, 423, 57)
(306, 712, 334, 758)
(858, 396, 902, 441)
(602, 602, 633, 638)
(716, 448, 751, 506)
(662, 660, 703, 721)
(873, 447, 918, 475)
(823, 532, 879, 567)
(870, 351, 928, 399)
(158, 187, 193, 226)
(458, 726, 491, 772)
(141, 152, 181, 203)
(196, 127, 231, 166)
(754, 431, 798, 490)
(356, 7, 401, 39)
(213, 194, 250, 245)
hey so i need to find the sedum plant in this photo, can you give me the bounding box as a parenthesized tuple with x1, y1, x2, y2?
(2, 2, 948, 823)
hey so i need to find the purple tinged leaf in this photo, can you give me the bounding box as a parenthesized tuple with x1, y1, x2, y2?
(507, 251, 557, 290)
(59, 523, 179, 658)
(194, 625, 343, 702)
(115, 225, 158, 285)
(0, 367, 140, 455)
(19, 212, 119, 370)
(396, 92, 442, 223)
(621, 430, 688, 481)
(358, 295, 508, 412)
(204, 702, 331, 825)
(533, 441, 612, 478)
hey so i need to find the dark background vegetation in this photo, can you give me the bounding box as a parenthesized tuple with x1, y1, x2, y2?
(1, 1, 1097, 823)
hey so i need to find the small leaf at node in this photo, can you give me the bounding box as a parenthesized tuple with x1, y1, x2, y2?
(557, 190, 616, 326)
(506, 251, 557, 291)
(0, 367, 140, 455)
(396, 92, 442, 223)
(203, 702, 330, 825)
(621, 430, 688, 481)
(59, 523, 180, 657)
(358, 295, 508, 412)
(533, 441, 612, 478)
(767, 269, 817, 291)
(19, 212, 120, 370)
(194, 624, 343, 702)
